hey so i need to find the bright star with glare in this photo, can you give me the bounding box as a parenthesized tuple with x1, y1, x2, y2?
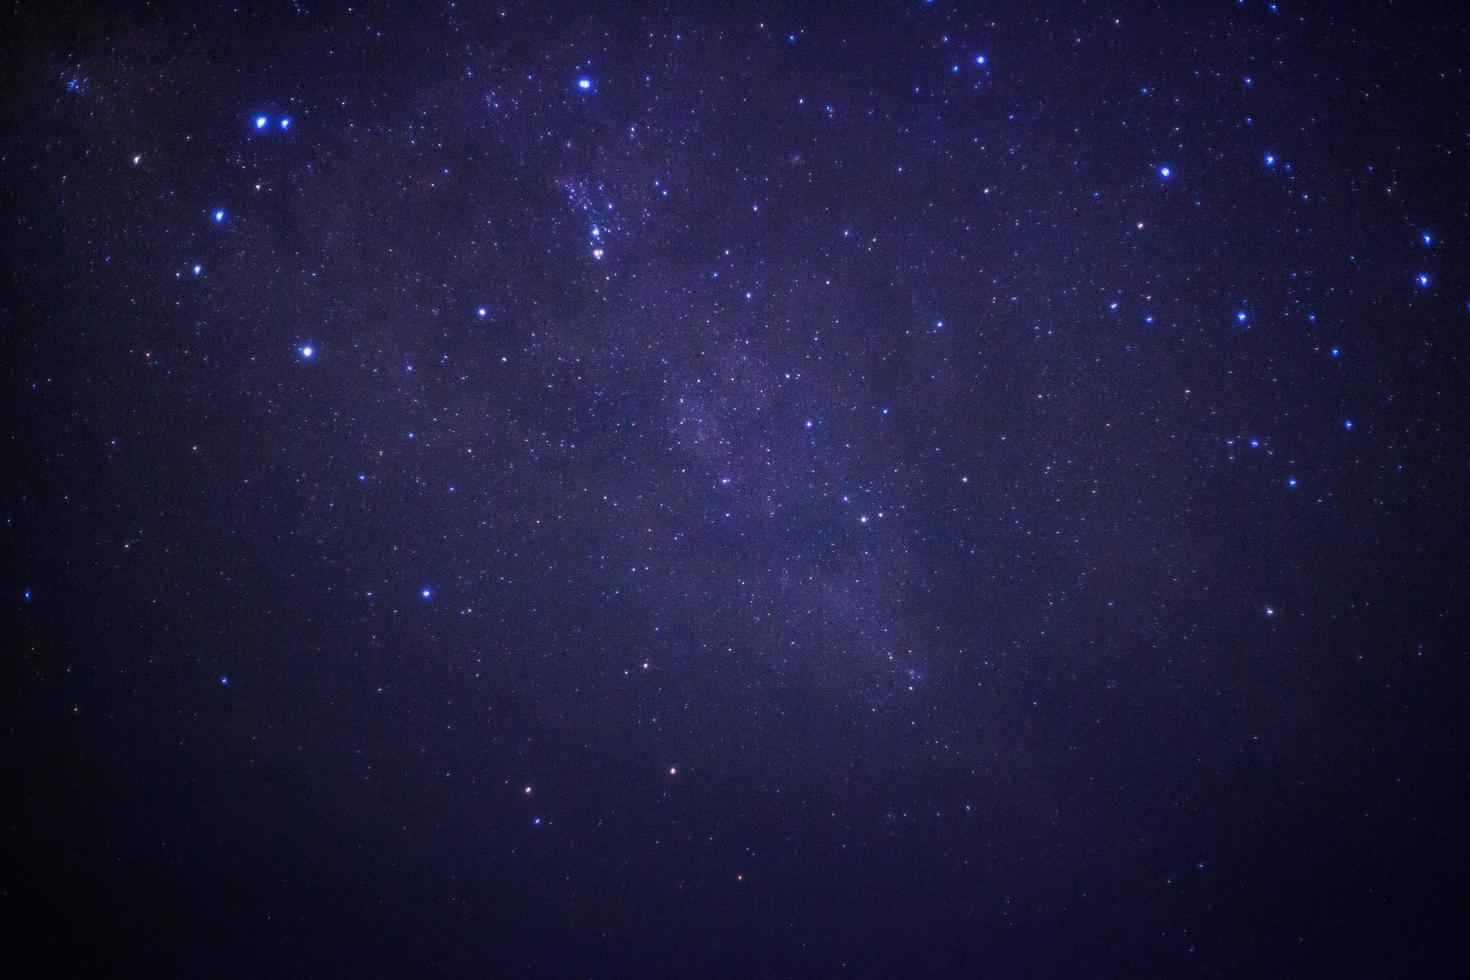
(213, 209, 225, 222)
(254, 115, 268, 129)
(300, 345, 314, 359)
(577, 77, 592, 91)
(1158, 165, 1172, 178)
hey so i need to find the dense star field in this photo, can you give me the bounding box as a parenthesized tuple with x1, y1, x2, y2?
(5, 2, 1469, 975)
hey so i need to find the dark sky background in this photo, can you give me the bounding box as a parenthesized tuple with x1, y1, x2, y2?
(4, 2, 1469, 976)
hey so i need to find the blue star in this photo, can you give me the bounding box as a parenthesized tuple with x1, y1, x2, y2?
(254, 115, 268, 129)
(300, 345, 314, 359)
(533, 816, 543, 826)
(1416, 273, 1429, 288)
(421, 587, 432, 600)
(220, 675, 230, 686)
(1343, 419, 1354, 431)
(576, 77, 593, 91)
(1330, 346, 1340, 357)
(974, 54, 987, 65)
(23, 589, 31, 602)
(1422, 231, 1433, 245)
(213, 209, 225, 223)
(1236, 310, 1248, 323)
(1264, 153, 1276, 166)
(192, 264, 202, 276)
(279, 116, 291, 130)
(477, 307, 488, 318)
(1287, 477, 1298, 489)
(1158, 165, 1172, 179)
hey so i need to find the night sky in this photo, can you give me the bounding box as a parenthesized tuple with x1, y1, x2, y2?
(5, 2, 1470, 976)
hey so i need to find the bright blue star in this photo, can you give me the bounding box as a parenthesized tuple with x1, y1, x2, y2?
(300, 345, 314, 359)
(421, 587, 432, 599)
(213, 209, 225, 223)
(974, 54, 987, 65)
(533, 816, 543, 826)
(804, 419, 814, 429)
(577, 77, 593, 91)
(23, 589, 31, 602)
(1422, 231, 1432, 245)
(1264, 153, 1276, 166)
(1416, 273, 1429, 288)
(1330, 346, 1340, 357)
(1343, 419, 1354, 430)
(1287, 477, 1298, 488)
(255, 115, 268, 129)
(1236, 310, 1248, 323)
(1158, 165, 1172, 179)
(279, 116, 291, 130)
(477, 307, 488, 318)
(192, 264, 202, 276)
(220, 675, 229, 685)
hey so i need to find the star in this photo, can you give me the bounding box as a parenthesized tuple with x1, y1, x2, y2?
(254, 115, 268, 129)
(300, 345, 314, 359)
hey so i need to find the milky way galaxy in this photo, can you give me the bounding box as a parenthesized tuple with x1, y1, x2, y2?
(5, 3, 1470, 976)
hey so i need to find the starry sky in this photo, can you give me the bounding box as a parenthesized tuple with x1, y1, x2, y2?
(5, 2, 1470, 976)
